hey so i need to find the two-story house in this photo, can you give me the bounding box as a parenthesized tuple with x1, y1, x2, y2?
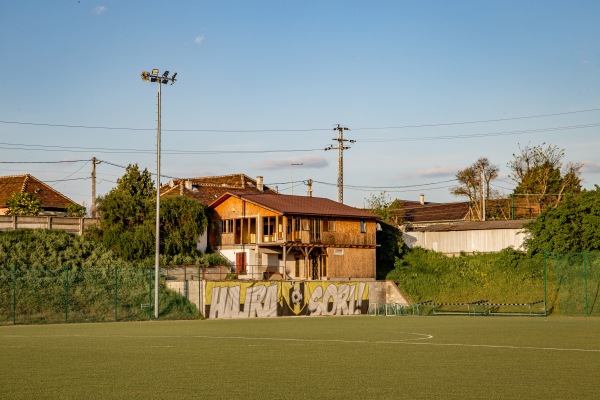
(208, 192, 378, 281)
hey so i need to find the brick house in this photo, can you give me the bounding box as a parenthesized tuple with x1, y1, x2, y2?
(0, 174, 79, 216)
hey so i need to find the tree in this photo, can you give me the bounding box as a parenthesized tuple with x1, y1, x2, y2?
(92, 164, 209, 262)
(66, 203, 86, 217)
(524, 186, 600, 254)
(160, 196, 208, 256)
(6, 192, 43, 216)
(365, 192, 405, 226)
(450, 158, 499, 220)
(508, 143, 582, 215)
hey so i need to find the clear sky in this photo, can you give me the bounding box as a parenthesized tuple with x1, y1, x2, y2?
(1, 1, 599, 210)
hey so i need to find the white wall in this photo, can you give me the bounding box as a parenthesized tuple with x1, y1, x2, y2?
(403, 228, 528, 255)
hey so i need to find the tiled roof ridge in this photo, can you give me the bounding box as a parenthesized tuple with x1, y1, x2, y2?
(22, 174, 31, 193)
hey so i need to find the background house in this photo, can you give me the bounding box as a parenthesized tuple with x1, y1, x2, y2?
(0, 174, 79, 216)
(208, 192, 378, 280)
(160, 174, 277, 205)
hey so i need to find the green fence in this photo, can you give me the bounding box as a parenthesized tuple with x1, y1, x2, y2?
(0, 265, 163, 325)
(545, 251, 600, 316)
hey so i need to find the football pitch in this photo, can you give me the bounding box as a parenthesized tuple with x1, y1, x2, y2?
(1, 316, 599, 400)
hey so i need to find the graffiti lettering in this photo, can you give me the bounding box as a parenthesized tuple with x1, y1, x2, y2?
(205, 281, 369, 319)
(208, 284, 278, 319)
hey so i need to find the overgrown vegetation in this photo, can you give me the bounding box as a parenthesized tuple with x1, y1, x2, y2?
(387, 247, 544, 303)
(0, 230, 199, 324)
(524, 186, 600, 254)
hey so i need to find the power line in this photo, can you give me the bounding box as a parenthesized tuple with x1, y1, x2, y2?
(0, 142, 325, 155)
(357, 123, 600, 143)
(1, 107, 599, 133)
(0, 159, 89, 164)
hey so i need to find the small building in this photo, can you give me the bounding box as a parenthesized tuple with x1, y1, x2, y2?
(208, 192, 378, 280)
(0, 174, 79, 216)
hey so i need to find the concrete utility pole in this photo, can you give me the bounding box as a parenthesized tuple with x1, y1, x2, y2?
(325, 124, 354, 203)
(91, 157, 100, 218)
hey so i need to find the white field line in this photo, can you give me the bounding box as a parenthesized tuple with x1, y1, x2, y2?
(2, 332, 600, 353)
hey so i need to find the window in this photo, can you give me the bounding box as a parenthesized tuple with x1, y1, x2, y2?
(360, 220, 366, 233)
(221, 219, 233, 233)
(263, 216, 276, 242)
(323, 218, 335, 232)
(310, 217, 321, 242)
(287, 216, 301, 241)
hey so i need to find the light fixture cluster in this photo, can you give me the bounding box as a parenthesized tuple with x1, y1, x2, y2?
(141, 69, 177, 85)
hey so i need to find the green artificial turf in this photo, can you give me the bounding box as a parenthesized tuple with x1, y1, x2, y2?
(1, 316, 599, 400)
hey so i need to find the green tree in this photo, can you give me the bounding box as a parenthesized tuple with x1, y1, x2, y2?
(92, 164, 209, 262)
(365, 192, 404, 225)
(6, 192, 43, 216)
(508, 143, 582, 214)
(524, 186, 600, 254)
(160, 195, 208, 256)
(66, 203, 86, 217)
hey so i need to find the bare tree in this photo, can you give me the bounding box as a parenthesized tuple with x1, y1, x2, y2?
(451, 158, 499, 221)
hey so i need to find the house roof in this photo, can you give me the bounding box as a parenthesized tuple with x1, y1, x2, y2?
(160, 174, 277, 206)
(402, 200, 472, 223)
(411, 219, 533, 232)
(210, 192, 378, 219)
(0, 174, 76, 209)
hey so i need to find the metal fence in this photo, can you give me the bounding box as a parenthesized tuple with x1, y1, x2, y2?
(0, 265, 178, 325)
(545, 251, 600, 316)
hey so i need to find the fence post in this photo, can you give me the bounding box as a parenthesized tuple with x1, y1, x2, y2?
(543, 251, 547, 316)
(114, 266, 119, 321)
(148, 269, 153, 320)
(583, 250, 589, 316)
(13, 264, 16, 325)
(65, 265, 69, 323)
(198, 266, 201, 318)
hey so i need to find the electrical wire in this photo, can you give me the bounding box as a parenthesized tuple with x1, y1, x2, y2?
(1, 106, 599, 133)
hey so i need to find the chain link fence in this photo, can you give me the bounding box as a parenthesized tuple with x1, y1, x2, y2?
(545, 251, 600, 316)
(0, 265, 198, 325)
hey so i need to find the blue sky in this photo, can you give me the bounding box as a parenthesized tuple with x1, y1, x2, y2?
(1, 1, 599, 209)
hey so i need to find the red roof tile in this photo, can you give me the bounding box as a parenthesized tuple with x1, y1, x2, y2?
(160, 174, 277, 206)
(210, 192, 378, 219)
(0, 174, 77, 210)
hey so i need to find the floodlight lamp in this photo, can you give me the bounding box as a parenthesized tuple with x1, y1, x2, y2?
(152, 69, 159, 75)
(141, 71, 150, 81)
(163, 71, 169, 78)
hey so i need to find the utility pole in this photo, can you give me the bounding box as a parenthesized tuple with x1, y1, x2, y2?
(325, 124, 354, 204)
(479, 166, 486, 221)
(91, 157, 100, 218)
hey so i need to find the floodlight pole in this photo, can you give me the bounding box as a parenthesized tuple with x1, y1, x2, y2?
(141, 69, 177, 319)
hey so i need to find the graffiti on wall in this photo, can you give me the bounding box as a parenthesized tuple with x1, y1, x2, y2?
(205, 281, 369, 319)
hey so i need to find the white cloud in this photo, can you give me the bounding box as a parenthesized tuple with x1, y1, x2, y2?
(194, 35, 205, 45)
(93, 5, 108, 15)
(582, 160, 600, 173)
(254, 156, 329, 171)
(407, 166, 457, 179)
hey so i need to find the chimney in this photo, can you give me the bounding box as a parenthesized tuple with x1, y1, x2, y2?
(307, 179, 313, 197)
(256, 176, 264, 192)
(420, 193, 425, 205)
(185, 180, 193, 190)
